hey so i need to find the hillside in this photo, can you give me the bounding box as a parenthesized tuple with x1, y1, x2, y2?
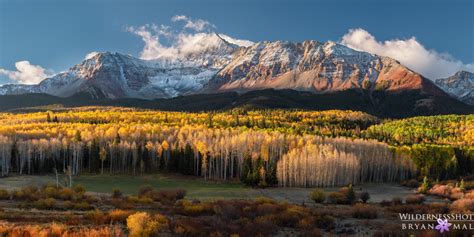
(1, 89, 472, 118)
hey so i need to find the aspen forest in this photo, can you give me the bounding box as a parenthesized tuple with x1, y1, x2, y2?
(0, 107, 471, 186)
(1, 107, 473, 236)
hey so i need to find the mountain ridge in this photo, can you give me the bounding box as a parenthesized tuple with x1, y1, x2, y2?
(0, 89, 472, 118)
(0, 37, 472, 110)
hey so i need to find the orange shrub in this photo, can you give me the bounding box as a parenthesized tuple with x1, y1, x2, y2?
(58, 188, 74, 200)
(451, 198, 474, 212)
(127, 212, 168, 237)
(109, 209, 132, 223)
(352, 203, 377, 219)
(86, 209, 110, 225)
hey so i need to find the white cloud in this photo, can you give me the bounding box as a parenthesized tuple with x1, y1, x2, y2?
(340, 28, 474, 79)
(84, 51, 99, 60)
(171, 15, 214, 32)
(126, 24, 178, 60)
(0, 61, 53, 84)
(220, 34, 254, 47)
(171, 15, 188, 22)
(126, 16, 253, 61)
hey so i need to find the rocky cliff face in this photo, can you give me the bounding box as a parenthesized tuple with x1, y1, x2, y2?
(435, 71, 474, 105)
(204, 41, 445, 97)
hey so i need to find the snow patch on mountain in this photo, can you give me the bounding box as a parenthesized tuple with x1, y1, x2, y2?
(0, 32, 244, 99)
(435, 71, 474, 105)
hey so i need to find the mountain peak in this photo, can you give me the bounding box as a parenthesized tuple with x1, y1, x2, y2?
(454, 70, 473, 78)
(435, 70, 473, 105)
(204, 39, 449, 98)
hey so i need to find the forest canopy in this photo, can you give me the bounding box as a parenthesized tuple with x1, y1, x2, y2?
(0, 107, 471, 185)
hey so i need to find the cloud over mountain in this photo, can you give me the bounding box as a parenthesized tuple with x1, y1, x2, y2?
(340, 28, 474, 79)
(126, 15, 253, 61)
(0, 61, 53, 84)
(171, 15, 215, 32)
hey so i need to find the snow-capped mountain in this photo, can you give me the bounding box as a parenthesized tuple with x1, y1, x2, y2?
(0, 33, 240, 99)
(435, 71, 474, 105)
(0, 37, 463, 103)
(203, 40, 446, 97)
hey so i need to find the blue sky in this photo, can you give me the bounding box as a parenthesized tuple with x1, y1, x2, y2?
(0, 0, 473, 84)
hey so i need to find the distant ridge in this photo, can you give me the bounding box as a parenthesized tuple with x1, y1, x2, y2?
(1, 89, 472, 118)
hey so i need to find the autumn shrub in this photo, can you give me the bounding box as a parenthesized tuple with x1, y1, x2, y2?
(127, 195, 153, 204)
(33, 198, 56, 209)
(63, 201, 74, 209)
(58, 188, 74, 200)
(12, 186, 39, 201)
(150, 189, 186, 203)
(310, 189, 325, 203)
(12, 190, 25, 200)
(428, 184, 453, 197)
(83, 194, 100, 204)
(405, 194, 425, 204)
(86, 209, 110, 225)
(72, 184, 86, 196)
(329, 185, 355, 204)
(152, 213, 169, 231)
(451, 198, 474, 212)
(181, 200, 214, 216)
(138, 185, 154, 197)
(0, 224, 123, 237)
(41, 186, 59, 199)
(449, 187, 464, 200)
(327, 192, 347, 204)
(49, 222, 66, 236)
(352, 203, 377, 219)
(73, 201, 91, 210)
(127, 212, 168, 237)
(127, 212, 152, 237)
(274, 206, 307, 227)
(465, 190, 474, 199)
(109, 209, 132, 223)
(112, 188, 123, 199)
(0, 189, 9, 200)
(252, 196, 274, 205)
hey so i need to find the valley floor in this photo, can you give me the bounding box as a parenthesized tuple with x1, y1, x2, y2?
(0, 174, 471, 236)
(0, 174, 444, 204)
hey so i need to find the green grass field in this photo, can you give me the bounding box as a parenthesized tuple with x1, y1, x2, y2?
(0, 174, 260, 200)
(0, 174, 428, 203)
(73, 174, 258, 200)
